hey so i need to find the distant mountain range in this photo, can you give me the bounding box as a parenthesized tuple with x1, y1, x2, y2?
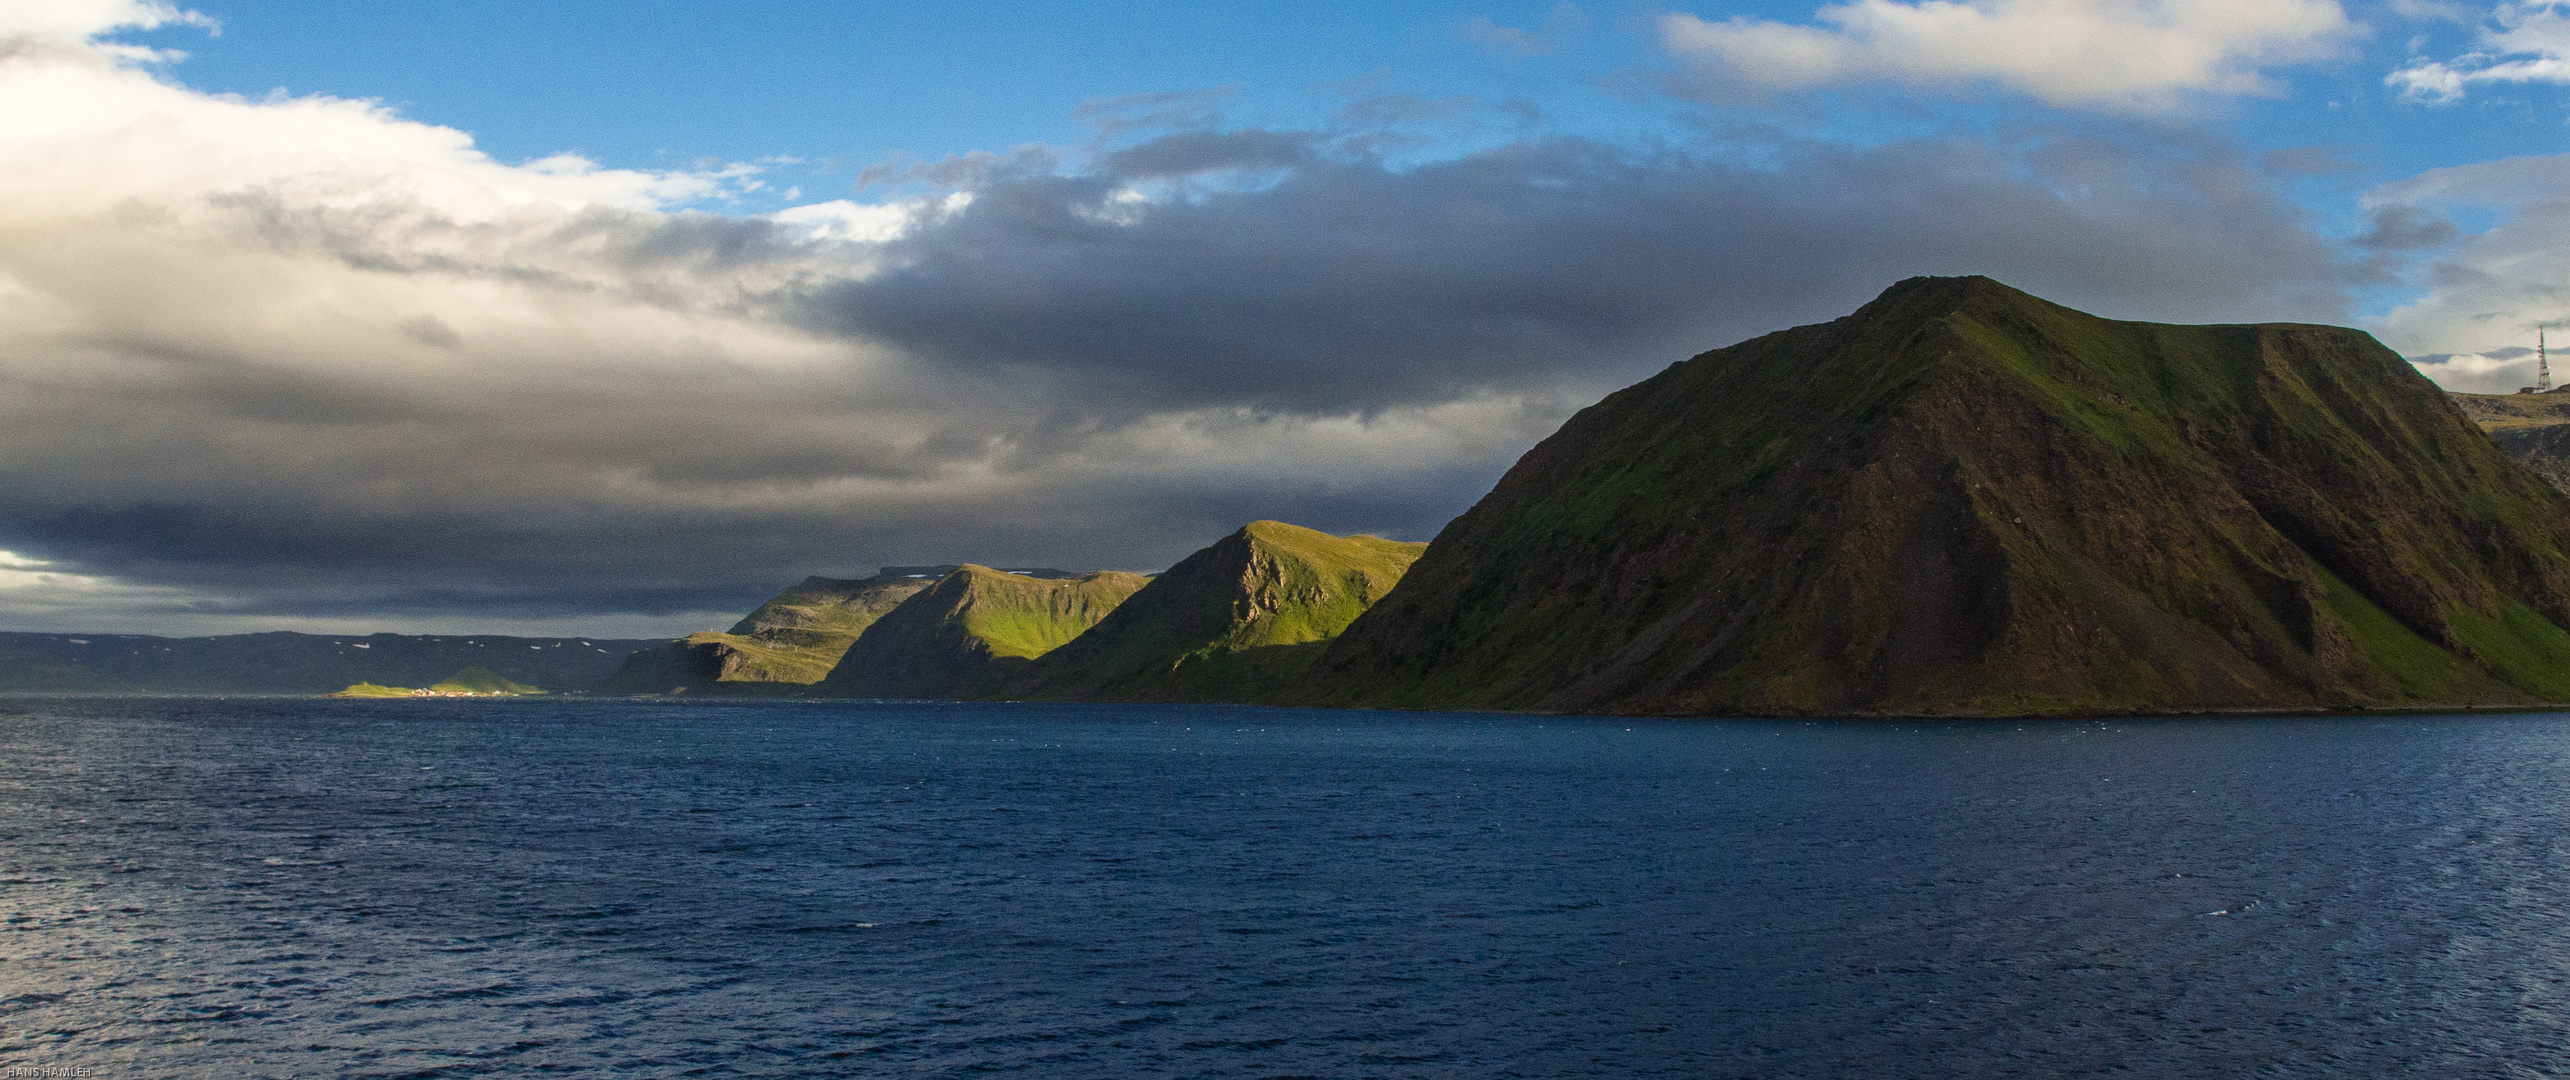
(590, 521, 1433, 703)
(17, 277, 2570, 716)
(0, 632, 657, 694)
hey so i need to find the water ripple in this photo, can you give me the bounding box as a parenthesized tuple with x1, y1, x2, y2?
(4, 698, 2570, 1076)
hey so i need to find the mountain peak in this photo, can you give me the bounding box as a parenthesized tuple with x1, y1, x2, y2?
(812, 564, 1150, 698)
(1307, 280, 2570, 716)
(1005, 521, 1427, 702)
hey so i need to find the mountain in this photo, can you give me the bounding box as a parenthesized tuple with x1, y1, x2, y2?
(811, 566, 1151, 698)
(598, 567, 965, 694)
(0, 631, 658, 694)
(2450, 392, 2570, 493)
(1006, 521, 1426, 702)
(429, 666, 545, 695)
(1305, 275, 2570, 716)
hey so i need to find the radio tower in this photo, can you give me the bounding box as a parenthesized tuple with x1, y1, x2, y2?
(2544, 328, 2553, 392)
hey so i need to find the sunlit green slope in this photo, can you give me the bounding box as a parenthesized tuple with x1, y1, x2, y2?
(1006, 521, 1426, 702)
(598, 569, 959, 693)
(812, 566, 1151, 698)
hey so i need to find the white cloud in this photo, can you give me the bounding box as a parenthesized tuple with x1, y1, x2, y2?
(2387, 2, 2570, 102)
(771, 194, 971, 243)
(0, 5, 1608, 633)
(2360, 154, 2570, 379)
(2406, 348, 2546, 394)
(0, 4, 2353, 634)
(0, 0, 211, 48)
(0, 539, 738, 635)
(0, 8, 1033, 631)
(0, 548, 224, 626)
(1662, 0, 2358, 113)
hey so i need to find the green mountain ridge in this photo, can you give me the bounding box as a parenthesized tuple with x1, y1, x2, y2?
(1302, 275, 2570, 716)
(812, 566, 1153, 698)
(598, 568, 966, 694)
(1004, 521, 1427, 702)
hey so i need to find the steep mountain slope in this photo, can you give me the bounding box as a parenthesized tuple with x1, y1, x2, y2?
(1006, 521, 1427, 702)
(598, 568, 964, 694)
(812, 566, 1151, 698)
(2451, 392, 2570, 493)
(1308, 276, 2570, 716)
(0, 631, 656, 693)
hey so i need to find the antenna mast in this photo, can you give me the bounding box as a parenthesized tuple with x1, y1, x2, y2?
(2544, 327, 2553, 393)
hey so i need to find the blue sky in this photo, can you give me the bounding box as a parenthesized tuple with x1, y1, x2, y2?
(108, 1, 2568, 234)
(121, 1, 1678, 181)
(5, 0, 2570, 634)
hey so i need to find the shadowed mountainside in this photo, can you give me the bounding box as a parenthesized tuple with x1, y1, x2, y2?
(1303, 276, 2570, 716)
(812, 566, 1151, 698)
(1004, 521, 1426, 702)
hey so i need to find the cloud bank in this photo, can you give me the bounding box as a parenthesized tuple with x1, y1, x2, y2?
(0, 9, 2363, 634)
(2358, 153, 2570, 393)
(1663, 0, 2358, 112)
(2389, 2, 2570, 101)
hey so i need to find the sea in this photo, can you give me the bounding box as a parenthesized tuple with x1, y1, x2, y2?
(3, 697, 2568, 1078)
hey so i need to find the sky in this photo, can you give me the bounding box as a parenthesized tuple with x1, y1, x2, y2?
(3, 0, 2569, 637)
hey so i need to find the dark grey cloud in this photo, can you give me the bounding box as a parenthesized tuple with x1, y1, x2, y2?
(0, 59, 2359, 634)
(811, 128, 2352, 421)
(1102, 130, 1317, 178)
(2354, 204, 2461, 251)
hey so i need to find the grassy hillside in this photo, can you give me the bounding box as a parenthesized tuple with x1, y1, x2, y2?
(597, 569, 969, 693)
(1007, 521, 1426, 702)
(812, 566, 1150, 698)
(1308, 276, 2570, 716)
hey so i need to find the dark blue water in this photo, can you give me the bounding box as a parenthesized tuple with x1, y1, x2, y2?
(3, 699, 2568, 1077)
